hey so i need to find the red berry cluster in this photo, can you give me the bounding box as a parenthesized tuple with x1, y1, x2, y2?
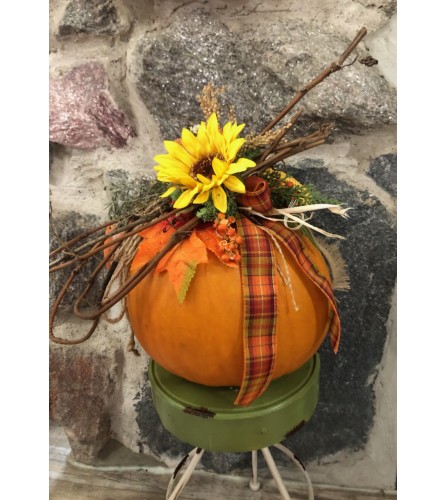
(213, 213, 243, 264)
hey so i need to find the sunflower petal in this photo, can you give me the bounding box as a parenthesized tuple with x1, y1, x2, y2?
(230, 122, 245, 141)
(160, 186, 177, 198)
(207, 113, 219, 136)
(227, 138, 245, 161)
(181, 128, 201, 156)
(222, 122, 233, 144)
(193, 190, 211, 204)
(163, 141, 196, 166)
(157, 172, 197, 188)
(173, 186, 199, 208)
(223, 175, 246, 194)
(212, 185, 227, 213)
(154, 154, 189, 173)
(212, 156, 227, 178)
(227, 157, 256, 174)
(196, 173, 213, 185)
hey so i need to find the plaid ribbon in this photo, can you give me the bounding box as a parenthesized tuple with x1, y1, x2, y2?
(234, 215, 278, 407)
(261, 219, 341, 353)
(239, 176, 273, 213)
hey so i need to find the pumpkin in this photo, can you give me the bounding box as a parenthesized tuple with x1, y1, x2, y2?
(126, 232, 332, 387)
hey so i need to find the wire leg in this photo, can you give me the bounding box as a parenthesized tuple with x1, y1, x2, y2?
(249, 450, 261, 491)
(273, 443, 314, 500)
(261, 447, 291, 500)
(166, 447, 205, 500)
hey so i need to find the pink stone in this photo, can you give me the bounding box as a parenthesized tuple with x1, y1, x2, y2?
(49, 62, 135, 149)
(50, 346, 119, 463)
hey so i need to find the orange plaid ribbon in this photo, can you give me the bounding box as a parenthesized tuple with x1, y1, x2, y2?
(234, 215, 278, 406)
(234, 215, 341, 407)
(262, 219, 340, 353)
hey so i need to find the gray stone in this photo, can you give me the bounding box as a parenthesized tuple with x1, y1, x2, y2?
(49, 62, 136, 150)
(59, 0, 121, 36)
(279, 160, 396, 464)
(239, 20, 396, 134)
(49, 211, 107, 314)
(367, 153, 397, 196)
(50, 345, 120, 464)
(132, 8, 396, 140)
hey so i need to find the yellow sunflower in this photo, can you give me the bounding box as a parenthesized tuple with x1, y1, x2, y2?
(154, 113, 256, 213)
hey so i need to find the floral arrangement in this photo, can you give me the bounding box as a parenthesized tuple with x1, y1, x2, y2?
(50, 27, 368, 406)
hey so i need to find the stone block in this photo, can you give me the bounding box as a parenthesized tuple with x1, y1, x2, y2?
(49, 62, 136, 150)
(58, 0, 130, 37)
(50, 336, 120, 464)
(367, 153, 397, 197)
(130, 8, 396, 140)
(49, 211, 106, 314)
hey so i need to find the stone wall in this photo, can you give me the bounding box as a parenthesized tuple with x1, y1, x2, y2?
(49, 0, 397, 492)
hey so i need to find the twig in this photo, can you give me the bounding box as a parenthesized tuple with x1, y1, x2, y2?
(243, 135, 328, 178)
(49, 240, 118, 344)
(260, 27, 367, 134)
(49, 208, 183, 272)
(257, 109, 303, 164)
(49, 219, 117, 259)
(73, 216, 200, 321)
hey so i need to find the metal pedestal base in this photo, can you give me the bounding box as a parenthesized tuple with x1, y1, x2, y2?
(166, 444, 314, 500)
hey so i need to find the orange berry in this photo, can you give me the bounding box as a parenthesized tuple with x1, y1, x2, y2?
(234, 254, 242, 264)
(221, 253, 230, 263)
(227, 216, 236, 224)
(235, 236, 243, 245)
(216, 224, 227, 234)
(217, 213, 226, 219)
(227, 227, 236, 237)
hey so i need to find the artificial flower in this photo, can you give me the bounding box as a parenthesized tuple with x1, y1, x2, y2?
(154, 113, 255, 213)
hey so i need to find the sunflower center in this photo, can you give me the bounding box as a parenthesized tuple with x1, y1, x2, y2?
(190, 154, 222, 181)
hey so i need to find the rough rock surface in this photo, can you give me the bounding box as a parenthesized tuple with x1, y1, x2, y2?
(49, 211, 106, 313)
(50, 342, 120, 464)
(132, 8, 396, 140)
(49, 62, 136, 149)
(280, 160, 396, 464)
(58, 0, 123, 36)
(367, 153, 397, 197)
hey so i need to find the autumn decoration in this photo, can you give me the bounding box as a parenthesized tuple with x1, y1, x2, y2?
(50, 28, 368, 406)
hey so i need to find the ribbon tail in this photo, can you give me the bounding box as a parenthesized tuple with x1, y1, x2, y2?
(234, 215, 278, 406)
(261, 220, 341, 353)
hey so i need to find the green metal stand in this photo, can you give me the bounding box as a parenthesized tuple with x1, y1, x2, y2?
(149, 354, 320, 499)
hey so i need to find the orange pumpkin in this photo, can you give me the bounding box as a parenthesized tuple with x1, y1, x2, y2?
(126, 232, 332, 387)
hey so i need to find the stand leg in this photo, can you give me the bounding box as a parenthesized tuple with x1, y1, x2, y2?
(166, 447, 205, 500)
(261, 447, 291, 500)
(273, 443, 314, 500)
(249, 450, 261, 491)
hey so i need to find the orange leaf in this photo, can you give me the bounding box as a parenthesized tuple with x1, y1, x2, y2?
(130, 222, 173, 272)
(155, 231, 209, 302)
(195, 226, 238, 268)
